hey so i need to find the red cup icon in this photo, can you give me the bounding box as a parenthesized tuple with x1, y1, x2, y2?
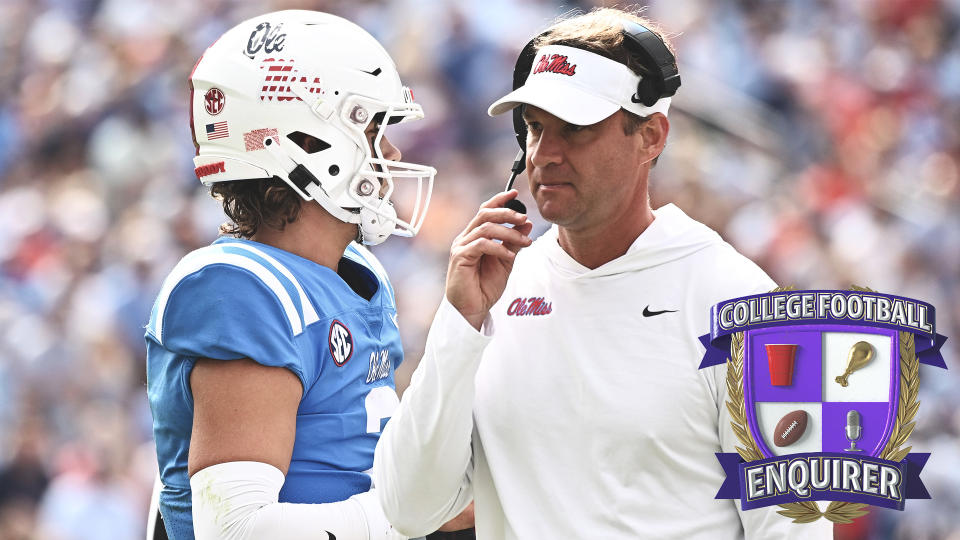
(765, 344, 798, 386)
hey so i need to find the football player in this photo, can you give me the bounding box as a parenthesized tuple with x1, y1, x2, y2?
(144, 10, 471, 540)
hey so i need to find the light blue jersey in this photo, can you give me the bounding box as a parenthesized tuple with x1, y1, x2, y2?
(146, 237, 402, 540)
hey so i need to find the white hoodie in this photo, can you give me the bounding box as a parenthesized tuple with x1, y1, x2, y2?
(375, 204, 833, 539)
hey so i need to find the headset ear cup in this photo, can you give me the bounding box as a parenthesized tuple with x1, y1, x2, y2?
(633, 75, 660, 107)
(511, 35, 542, 150)
(621, 20, 680, 107)
(512, 109, 527, 150)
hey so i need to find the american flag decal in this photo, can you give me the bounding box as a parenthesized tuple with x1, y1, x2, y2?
(206, 121, 229, 140)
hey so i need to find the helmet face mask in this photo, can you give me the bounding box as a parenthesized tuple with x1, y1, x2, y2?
(333, 93, 433, 242)
(190, 10, 435, 245)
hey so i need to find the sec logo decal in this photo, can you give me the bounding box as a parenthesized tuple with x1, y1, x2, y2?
(204, 87, 225, 116)
(328, 320, 353, 366)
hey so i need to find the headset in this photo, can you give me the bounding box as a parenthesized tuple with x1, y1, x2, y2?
(501, 20, 681, 213)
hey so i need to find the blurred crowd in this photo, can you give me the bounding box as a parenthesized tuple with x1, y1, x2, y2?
(0, 0, 957, 538)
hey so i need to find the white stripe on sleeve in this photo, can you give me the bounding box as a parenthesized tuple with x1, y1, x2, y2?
(223, 243, 320, 326)
(153, 249, 303, 342)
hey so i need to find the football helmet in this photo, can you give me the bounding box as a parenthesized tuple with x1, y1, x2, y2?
(190, 10, 435, 245)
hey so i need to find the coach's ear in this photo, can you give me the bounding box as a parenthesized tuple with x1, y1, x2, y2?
(638, 113, 669, 165)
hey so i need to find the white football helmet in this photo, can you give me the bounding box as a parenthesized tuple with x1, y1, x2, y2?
(190, 10, 435, 245)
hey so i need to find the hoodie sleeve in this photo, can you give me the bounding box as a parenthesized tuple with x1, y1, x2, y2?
(373, 298, 489, 537)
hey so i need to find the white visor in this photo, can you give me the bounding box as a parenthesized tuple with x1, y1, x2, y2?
(488, 45, 671, 125)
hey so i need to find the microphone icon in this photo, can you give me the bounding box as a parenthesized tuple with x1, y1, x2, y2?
(844, 409, 863, 452)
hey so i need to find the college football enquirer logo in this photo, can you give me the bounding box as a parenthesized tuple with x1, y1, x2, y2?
(699, 287, 948, 524)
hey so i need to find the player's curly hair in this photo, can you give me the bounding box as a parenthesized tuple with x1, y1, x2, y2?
(210, 177, 303, 238)
(536, 7, 676, 138)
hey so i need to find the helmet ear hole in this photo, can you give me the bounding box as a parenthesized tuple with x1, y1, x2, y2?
(287, 131, 332, 154)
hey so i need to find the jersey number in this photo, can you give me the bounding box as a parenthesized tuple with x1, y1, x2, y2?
(364, 386, 399, 433)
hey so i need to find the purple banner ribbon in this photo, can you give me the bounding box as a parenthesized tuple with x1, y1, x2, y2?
(699, 290, 947, 369)
(715, 452, 929, 511)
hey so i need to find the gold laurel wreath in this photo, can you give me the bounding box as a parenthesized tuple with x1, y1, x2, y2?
(724, 285, 920, 524)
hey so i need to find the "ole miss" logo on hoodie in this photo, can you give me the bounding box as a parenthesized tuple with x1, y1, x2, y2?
(507, 297, 553, 316)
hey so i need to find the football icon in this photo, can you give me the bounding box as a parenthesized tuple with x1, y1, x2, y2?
(774, 410, 808, 447)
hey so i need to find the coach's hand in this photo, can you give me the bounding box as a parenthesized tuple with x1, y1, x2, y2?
(446, 190, 533, 330)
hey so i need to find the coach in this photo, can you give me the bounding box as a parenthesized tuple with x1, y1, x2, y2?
(375, 7, 833, 539)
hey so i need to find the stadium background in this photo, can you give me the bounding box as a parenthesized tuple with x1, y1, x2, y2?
(0, 0, 957, 538)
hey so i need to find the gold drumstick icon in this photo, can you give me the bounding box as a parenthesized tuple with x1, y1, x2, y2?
(835, 341, 874, 387)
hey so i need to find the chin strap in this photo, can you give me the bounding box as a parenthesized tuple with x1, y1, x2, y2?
(357, 200, 398, 245)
